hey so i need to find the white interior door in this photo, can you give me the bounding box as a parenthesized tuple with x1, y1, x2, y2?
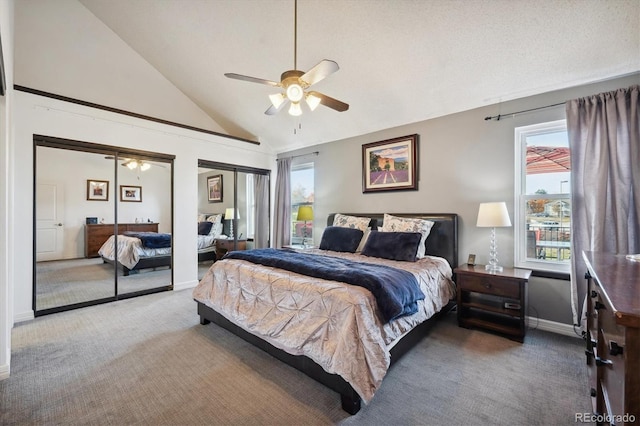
(36, 182, 64, 261)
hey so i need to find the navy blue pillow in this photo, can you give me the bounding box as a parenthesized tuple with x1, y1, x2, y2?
(319, 226, 364, 253)
(198, 221, 213, 235)
(361, 231, 421, 262)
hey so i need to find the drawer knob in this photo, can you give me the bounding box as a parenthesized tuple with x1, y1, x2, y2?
(483, 282, 492, 289)
(595, 356, 613, 367)
(609, 341, 624, 356)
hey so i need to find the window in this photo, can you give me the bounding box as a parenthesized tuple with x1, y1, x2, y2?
(291, 162, 314, 245)
(514, 119, 570, 273)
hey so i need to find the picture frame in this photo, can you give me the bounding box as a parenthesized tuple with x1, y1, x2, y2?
(467, 254, 476, 266)
(207, 174, 223, 203)
(120, 185, 142, 202)
(86, 179, 109, 201)
(362, 134, 418, 193)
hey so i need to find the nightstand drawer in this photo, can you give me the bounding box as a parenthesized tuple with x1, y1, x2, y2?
(459, 275, 520, 299)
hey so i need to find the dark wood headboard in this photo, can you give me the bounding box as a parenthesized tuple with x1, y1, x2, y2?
(326, 213, 458, 269)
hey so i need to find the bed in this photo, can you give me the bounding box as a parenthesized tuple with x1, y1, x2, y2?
(99, 216, 224, 275)
(193, 213, 458, 414)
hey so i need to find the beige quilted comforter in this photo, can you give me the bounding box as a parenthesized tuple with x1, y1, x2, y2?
(192, 249, 455, 403)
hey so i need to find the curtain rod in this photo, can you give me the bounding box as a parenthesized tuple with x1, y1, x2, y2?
(277, 151, 319, 161)
(484, 101, 566, 121)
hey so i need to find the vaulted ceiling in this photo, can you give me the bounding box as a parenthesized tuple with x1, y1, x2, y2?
(79, 0, 639, 153)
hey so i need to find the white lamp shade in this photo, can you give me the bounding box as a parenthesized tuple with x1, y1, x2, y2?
(224, 208, 238, 220)
(476, 202, 511, 227)
(297, 205, 313, 221)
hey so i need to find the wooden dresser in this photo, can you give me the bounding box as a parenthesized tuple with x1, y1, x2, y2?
(85, 223, 159, 258)
(583, 251, 639, 424)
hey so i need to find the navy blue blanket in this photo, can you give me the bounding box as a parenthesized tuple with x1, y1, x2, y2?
(223, 248, 424, 323)
(124, 232, 171, 249)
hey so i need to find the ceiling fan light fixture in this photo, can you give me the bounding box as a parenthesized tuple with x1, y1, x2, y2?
(269, 92, 286, 109)
(288, 102, 302, 116)
(306, 93, 321, 111)
(286, 83, 304, 103)
(127, 161, 138, 170)
(140, 162, 151, 171)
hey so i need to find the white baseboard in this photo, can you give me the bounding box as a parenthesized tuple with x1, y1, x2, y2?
(527, 316, 581, 338)
(173, 280, 198, 292)
(0, 363, 9, 380)
(14, 310, 34, 323)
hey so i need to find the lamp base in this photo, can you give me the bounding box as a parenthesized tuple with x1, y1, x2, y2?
(485, 264, 504, 273)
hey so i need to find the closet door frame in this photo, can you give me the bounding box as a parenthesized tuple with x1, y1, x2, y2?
(33, 134, 175, 316)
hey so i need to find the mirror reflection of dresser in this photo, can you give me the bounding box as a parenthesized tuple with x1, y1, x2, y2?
(84, 222, 158, 258)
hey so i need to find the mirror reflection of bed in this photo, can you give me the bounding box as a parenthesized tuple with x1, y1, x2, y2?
(34, 139, 174, 314)
(196, 162, 270, 280)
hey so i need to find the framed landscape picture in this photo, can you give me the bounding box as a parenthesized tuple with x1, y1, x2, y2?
(87, 179, 109, 201)
(120, 185, 142, 202)
(362, 134, 418, 193)
(207, 174, 223, 203)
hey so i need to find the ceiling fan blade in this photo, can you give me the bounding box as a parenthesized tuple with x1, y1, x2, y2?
(265, 98, 290, 115)
(300, 60, 339, 87)
(225, 73, 280, 87)
(308, 91, 349, 112)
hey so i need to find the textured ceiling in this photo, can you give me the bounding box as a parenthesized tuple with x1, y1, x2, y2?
(79, 0, 640, 153)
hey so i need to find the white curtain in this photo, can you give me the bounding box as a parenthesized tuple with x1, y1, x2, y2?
(273, 157, 291, 248)
(566, 85, 640, 328)
(253, 174, 270, 248)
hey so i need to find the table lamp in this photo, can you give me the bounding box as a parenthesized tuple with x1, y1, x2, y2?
(296, 205, 313, 247)
(476, 202, 511, 273)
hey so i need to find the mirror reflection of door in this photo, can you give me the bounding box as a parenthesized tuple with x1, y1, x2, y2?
(197, 162, 270, 280)
(34, 139, 174, 315)
(35, 146, 117, 312)
(116, 155, 173, 296)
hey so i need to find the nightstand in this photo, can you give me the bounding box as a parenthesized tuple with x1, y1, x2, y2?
(215, 239, 247, 259)
(454, 264, 531, 342)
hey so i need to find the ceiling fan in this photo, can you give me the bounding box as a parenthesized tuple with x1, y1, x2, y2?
(104, 156, 165, 171)
(224, 0, 349, 116)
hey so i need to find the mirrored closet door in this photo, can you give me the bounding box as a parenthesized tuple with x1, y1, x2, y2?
(34, 136, 174, 315)
(197, 161, 270, 280)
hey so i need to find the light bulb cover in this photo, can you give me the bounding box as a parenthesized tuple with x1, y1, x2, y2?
(306, 93, 321, 111)
(288, 102, 302, 116)
(269, 93, 285, 109)
(286, 83, 304, 103)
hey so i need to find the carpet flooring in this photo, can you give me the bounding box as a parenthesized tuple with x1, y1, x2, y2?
(1, 289, 592, 425)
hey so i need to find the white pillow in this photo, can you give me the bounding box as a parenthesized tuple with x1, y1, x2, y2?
(381, 213, 434, 258)
(197, 213, 207, 223)
(206, 214, 223, 225)
(332, 213, 371, 232)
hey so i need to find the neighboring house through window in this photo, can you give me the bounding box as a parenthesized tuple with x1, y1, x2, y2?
(514, 119, 571, 273)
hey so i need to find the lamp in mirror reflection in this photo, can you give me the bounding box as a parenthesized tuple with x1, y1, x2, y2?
(476, 202, 511, 273)
(225, 207, 240, 238)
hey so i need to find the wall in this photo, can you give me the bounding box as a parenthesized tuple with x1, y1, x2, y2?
(36, 147, 172, 258)
(12, 91, 274, 322)
(0, 0, 14, 381)
(280, 73, 640, 328)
